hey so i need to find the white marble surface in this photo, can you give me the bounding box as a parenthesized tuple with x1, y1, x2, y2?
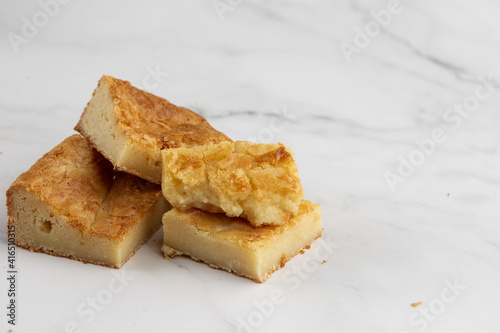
(1, 0, 500, 332)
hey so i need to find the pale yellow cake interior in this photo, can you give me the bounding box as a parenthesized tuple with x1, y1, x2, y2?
(161, 141, 304, 227)
(161, 200, 322, 282)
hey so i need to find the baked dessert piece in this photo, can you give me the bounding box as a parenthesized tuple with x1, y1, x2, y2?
(161, 200, 322, 283)
(6, 135, 169, 268)
(161, 141, 304, 227)
(74, 75, 231, 184)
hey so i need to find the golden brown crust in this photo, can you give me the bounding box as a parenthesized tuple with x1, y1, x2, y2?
(78, 75, 231, 150)
(6, 135, 114, 233)
(90, 171, 163, 240)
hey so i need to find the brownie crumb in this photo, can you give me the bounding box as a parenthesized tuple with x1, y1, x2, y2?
(280, 254, 287, 267)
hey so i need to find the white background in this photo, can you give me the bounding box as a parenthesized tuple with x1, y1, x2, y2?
(1, 0, 500, 332)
